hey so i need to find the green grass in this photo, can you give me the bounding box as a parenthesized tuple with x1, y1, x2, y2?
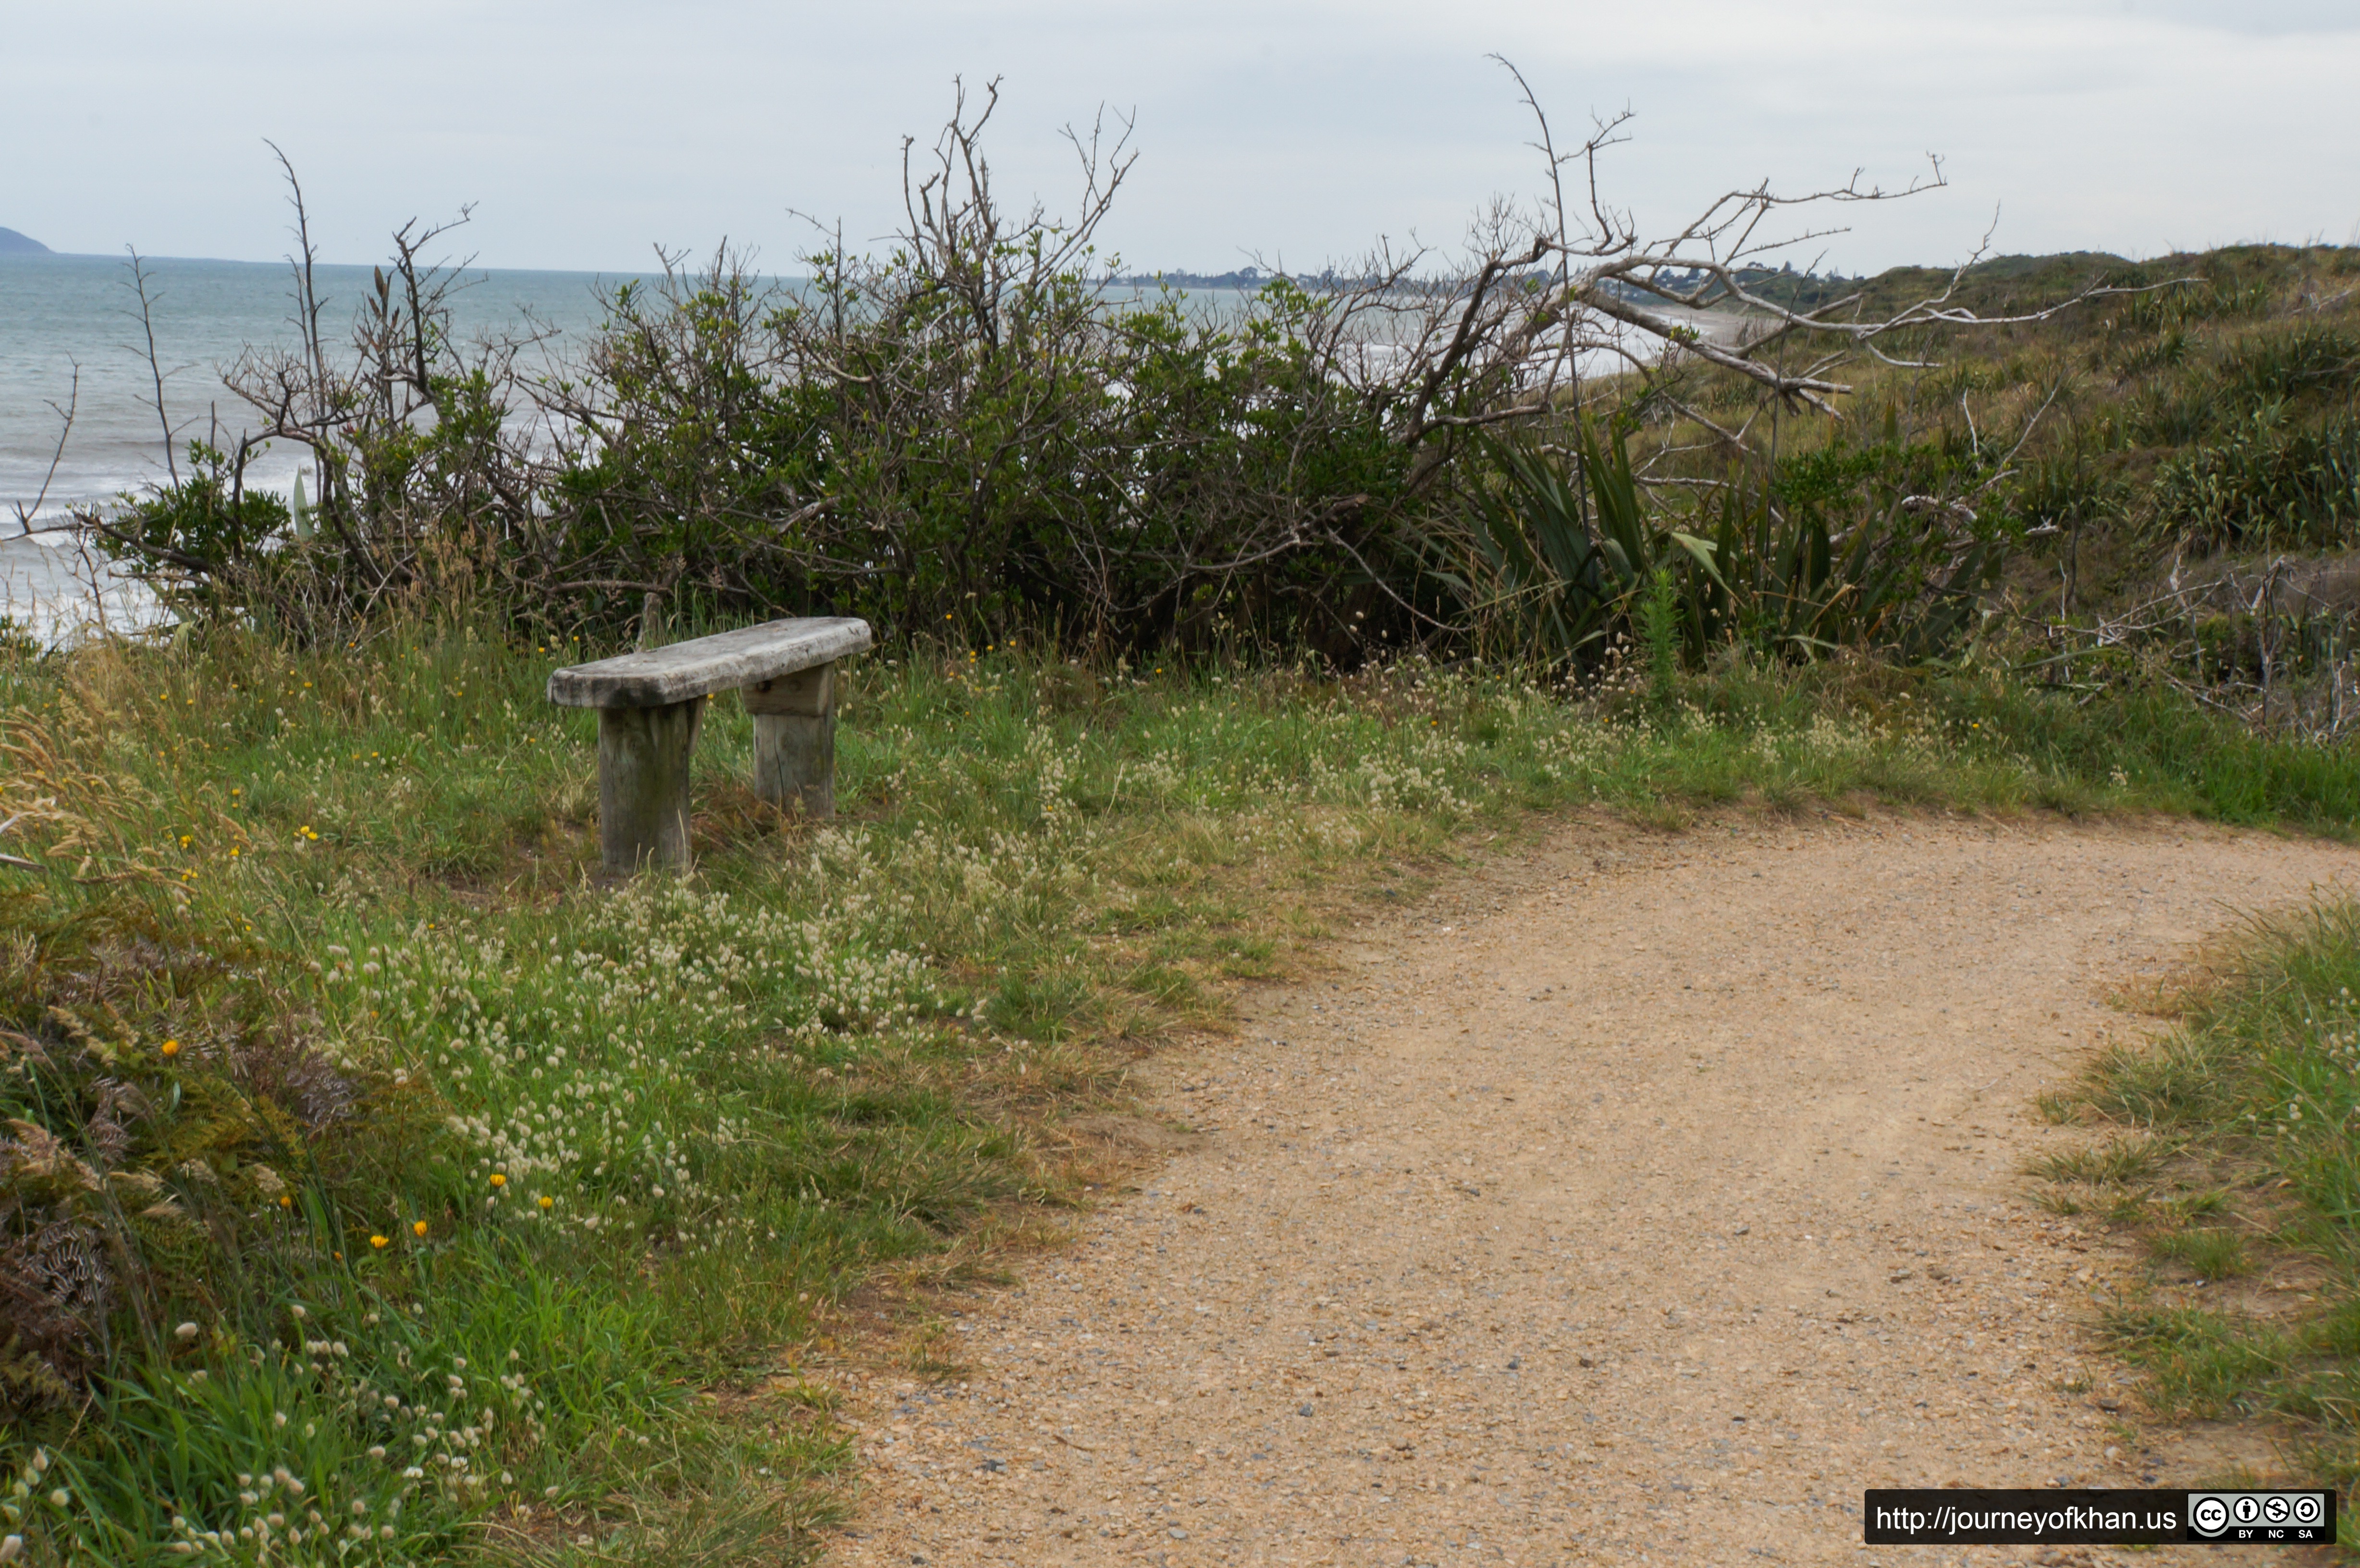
(5, 622, 2360, 1563)
(2101, 1303, 2299, 1420)
(2040, 898, 2360, 1507)
(2026, 1136, 2169, 1186)
(2148, 1226, 2255, 1281)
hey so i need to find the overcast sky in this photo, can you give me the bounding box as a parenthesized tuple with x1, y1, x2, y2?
(10, 0, 2358, 277)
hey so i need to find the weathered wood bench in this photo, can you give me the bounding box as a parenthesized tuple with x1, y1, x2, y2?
(547, 616, 873, 873)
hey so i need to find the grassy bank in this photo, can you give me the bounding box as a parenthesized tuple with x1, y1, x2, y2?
(1636, 244, 2360, 731)
(3, 625, 2359, 1565)
(2037, 900, 2360, 1523)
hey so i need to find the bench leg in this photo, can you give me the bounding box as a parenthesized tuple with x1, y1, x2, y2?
(743, 662, 836, 818)
(596, 699, 703, 873)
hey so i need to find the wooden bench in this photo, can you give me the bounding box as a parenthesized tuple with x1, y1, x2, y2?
(547, 616, 872, 872)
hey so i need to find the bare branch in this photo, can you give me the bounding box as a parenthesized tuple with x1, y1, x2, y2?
(120, 248, 189, 484)
(10, 363, 79, 535)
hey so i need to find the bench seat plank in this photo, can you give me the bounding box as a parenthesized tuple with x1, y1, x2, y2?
(547, 617, 872, 709)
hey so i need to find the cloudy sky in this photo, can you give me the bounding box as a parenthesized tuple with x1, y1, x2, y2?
(11, 0, 2359, 277)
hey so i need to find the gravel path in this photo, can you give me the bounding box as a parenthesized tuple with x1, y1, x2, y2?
(823, 816, 2360, 1567)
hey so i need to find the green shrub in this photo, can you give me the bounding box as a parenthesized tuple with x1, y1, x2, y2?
(2122, 280, 2274, 332)
(1438, 421, 2005, 671)
(2221, 326, 2360, 404)
(2151, 406, 2360, 550)
(102, 442, 291, 600)
(2115, 329, 2189, 380)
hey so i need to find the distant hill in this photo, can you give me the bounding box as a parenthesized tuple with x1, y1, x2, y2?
(0, 227, 54, 255)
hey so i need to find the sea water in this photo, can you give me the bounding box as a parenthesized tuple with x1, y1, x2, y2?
(0, 251, 642, 641)
(0, 251, 640, 518)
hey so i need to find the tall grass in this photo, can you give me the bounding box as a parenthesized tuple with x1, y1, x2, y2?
(4, 623, 2360, 1563)
(2042, 900, 2360, 1511)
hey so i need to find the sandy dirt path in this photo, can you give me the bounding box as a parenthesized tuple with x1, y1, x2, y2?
(824, 816, 2360, 1567)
